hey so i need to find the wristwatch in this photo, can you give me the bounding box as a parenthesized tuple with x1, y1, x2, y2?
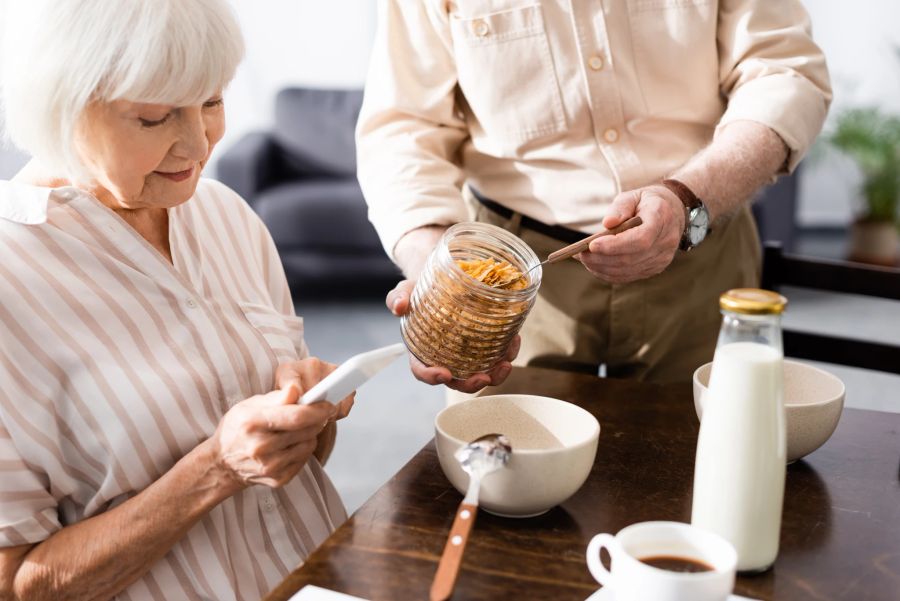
(661, 178, 710, 251)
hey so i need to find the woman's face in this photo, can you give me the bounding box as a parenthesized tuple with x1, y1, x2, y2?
(74, 94, 226, 210)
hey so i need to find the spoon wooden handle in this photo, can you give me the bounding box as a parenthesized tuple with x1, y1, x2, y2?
(546, 215, 643, 263)
(430, 502, 478, 601)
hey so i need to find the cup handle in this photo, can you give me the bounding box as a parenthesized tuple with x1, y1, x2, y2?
(586, 533, 618, 587)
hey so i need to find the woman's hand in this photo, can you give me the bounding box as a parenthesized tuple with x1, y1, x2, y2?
(386, 279, 519, 393)
(210, 386, 336, 488)
(577, 185, 685, 284)
(276, 357, 355, 420)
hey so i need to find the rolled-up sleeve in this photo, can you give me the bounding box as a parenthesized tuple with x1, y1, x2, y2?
(716, 0, 832, 172)
(0, 416, 60, 547)
(356, 0, 470, 259)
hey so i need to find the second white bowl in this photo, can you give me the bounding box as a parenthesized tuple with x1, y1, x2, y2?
(693, 359, 845, 463)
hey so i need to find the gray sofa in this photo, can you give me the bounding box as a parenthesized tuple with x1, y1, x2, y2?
(216, 87, 402, 297)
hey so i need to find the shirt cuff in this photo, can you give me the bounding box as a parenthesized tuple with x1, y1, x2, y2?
(0, 507, 60, 547)
(716, 73, 829, 174)
(369, 194, 471, 261)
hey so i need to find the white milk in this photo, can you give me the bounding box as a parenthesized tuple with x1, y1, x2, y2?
(691, 341, 786, 572)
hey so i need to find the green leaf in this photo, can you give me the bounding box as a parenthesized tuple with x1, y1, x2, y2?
(824, 107, 900, 222)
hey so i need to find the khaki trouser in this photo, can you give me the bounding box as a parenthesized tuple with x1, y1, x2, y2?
(466, 193, 761, 385)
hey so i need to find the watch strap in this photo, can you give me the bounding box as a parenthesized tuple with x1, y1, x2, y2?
(660, 178, 702, 210)
(660, 178, 702, 251)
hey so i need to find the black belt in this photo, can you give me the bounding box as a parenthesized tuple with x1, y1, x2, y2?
(471, 189, 589, 245)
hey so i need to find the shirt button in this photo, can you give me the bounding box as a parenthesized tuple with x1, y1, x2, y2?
(186, 298, 197, 309)
(588, 55, 605, 71)
(603, 128, 619, 143)
(472, 19, 489, 37)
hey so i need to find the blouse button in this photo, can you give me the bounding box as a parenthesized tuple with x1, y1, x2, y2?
(472, 20, 490, 37)
(603, 128, 619, 143)
(588, 55, 605, 71)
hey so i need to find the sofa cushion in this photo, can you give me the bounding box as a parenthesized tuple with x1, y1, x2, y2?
(273, 88, 363, 178)
(254, 179, 385, 253)
(280, 253, 402, 297)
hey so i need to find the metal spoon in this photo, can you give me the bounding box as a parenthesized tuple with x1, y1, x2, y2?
(498, 215, 643, 289)
(430, 433, 512, 601)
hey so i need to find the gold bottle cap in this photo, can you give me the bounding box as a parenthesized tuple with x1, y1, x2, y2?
(719, 288, 787, 315)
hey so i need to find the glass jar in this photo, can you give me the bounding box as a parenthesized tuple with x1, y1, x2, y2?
(401, 222, 542, 379)
(691, 288, 788, 573)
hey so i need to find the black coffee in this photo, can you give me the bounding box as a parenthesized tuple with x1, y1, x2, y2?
(639, 555, 715, 573)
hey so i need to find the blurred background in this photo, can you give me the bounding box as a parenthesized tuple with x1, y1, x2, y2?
(1, 1, 898, 513)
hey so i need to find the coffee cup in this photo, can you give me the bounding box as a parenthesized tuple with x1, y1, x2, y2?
(586, 521, 737, 601)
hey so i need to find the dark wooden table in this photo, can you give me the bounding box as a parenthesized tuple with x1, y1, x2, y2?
(265, 367, 900, 601)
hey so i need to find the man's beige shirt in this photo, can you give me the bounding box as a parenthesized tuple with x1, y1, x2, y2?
(356, 0, 832, 257)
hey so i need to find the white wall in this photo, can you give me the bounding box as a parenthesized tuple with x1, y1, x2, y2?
(799, 0, 900, 226)
(0, 0, 28, 177)
(217, 1, 377, 167)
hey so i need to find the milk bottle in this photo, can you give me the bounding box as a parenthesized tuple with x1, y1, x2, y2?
(691, 288, 787, 572)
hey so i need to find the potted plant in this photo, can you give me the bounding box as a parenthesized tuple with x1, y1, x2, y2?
(824, 107, 900, 265)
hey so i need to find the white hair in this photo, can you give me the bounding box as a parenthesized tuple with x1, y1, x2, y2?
(0, 0, 245, 179)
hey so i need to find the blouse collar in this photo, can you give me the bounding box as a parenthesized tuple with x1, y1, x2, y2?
(0, 180, 83, 225)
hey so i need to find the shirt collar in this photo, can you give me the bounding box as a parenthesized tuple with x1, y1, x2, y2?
(0, 180, 74, 225)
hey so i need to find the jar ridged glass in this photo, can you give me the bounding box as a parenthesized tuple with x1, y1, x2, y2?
(401, 222, 542, 379)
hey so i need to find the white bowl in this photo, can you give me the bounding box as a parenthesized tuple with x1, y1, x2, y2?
(434, 394, 600, 518)
(693, 359, 845, 463)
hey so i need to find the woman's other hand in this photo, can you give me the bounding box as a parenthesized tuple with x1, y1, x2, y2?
(387, 279, 519, 393)
(210, 386, 335, 488)
(276, 357, 355, 420)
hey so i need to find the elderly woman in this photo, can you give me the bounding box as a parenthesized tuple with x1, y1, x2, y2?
(0, 1, 354, 599)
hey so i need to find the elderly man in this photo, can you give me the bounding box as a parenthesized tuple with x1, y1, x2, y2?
(357, 0, 831, 388)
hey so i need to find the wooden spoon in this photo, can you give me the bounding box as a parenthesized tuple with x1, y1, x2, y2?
(429, 433, 512, 601)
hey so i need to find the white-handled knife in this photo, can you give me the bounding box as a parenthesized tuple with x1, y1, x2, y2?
(299, 343, 407, 405)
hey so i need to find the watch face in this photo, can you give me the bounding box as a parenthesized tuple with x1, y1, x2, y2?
(688, 206, 710, 245)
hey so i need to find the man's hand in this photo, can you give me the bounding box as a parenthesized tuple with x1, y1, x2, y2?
(577, 185, 686, 284)
(386, 279, 519, 393)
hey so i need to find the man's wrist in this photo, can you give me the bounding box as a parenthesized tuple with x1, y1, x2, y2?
(393, 225, 448, 279)
(661, 179, 701, 210)
(660, 179, 710, 251)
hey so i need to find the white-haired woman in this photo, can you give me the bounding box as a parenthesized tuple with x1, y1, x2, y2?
(0, 1, 353, 599)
